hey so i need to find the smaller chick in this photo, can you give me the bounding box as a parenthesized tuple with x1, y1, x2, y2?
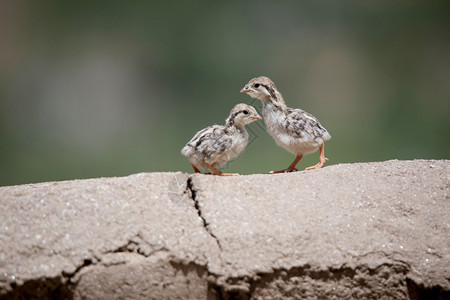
(181, 103, 261, 176)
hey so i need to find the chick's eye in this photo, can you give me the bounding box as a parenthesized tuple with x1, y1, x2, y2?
(242, 110, 249, 115)
(254, 83, 260, 88)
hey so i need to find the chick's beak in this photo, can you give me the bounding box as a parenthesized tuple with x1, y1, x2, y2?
(252, 115, 262, 120)
(240, 85, 251, 93)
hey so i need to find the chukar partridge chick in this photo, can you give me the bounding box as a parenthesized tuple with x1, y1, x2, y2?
(240, 76, 331, 173)
(181, 103, 261, 176)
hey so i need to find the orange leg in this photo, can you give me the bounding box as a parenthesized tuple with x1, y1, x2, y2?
(190, 163, 202, 173)
(203, 163, 239, 176)
(305, 144, 328, 170)
(270, 155, 303, 174)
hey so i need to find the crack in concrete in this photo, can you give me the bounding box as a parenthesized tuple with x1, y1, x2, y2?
(62, 258, 94, 281)
(168, 259, 225, 300)
(187, 177, 223, 251)
(1, 275, 72, 299)
(105, 233, 168, 258)
(2, 257, 98, 299)
(15, 235, 170, 297)
(4, 259, 448, 300)
(210, 262, 450, 299)
(211, 263, 414, 299)
(3, 161, 449, 298)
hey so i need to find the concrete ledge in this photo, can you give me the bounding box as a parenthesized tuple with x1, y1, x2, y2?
(0, 160, 449, 299)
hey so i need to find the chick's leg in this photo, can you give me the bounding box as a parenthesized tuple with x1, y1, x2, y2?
(270, 155, 302, 174)
(305, 144, 328, 170)
(190, 163, 202, 173)
(203, 163, 239, 176)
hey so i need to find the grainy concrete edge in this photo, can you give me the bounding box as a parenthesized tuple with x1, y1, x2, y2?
(0, 160, 449, 299)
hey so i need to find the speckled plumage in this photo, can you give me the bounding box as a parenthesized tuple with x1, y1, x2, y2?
(182, 103, 261, 175)
(241, 76, 331, 172)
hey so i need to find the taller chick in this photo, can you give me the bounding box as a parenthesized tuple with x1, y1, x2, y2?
(241, 76, 331, 173)
(181, 103, 261, 176)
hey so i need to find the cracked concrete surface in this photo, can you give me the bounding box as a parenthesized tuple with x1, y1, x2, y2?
(0, 172, 219, 299)
(187, 177, 223, 251)
(0, 160, 449, 299)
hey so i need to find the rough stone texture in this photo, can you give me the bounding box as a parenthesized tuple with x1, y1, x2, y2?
(0, 160, 449, 299)
(0, 173, 218, 299)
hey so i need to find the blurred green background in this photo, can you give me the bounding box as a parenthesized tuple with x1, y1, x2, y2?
(0, 1, 449, 186)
